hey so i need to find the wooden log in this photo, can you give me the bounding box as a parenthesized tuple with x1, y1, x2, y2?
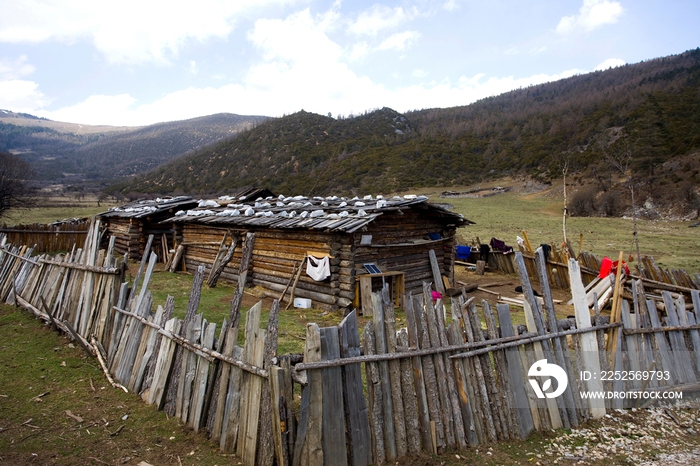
(339, 311, 373, 466)
(208, 233, 239, 288)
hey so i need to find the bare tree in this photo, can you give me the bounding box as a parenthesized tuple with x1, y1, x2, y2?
(598, 134, 641, 263)
(0, 151, 34, 217)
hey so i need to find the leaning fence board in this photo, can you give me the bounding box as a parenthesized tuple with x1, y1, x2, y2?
(148, 317, 181, 408)
(362, 322, 385, 465)
(339, 311, 372, 466)
(302, 323, 323, 466)
(404, 296, 433, 452)
(370, 292, 397, 460)
(662, 291, 696, 384)
(569, 259, 606, 419)
(190, 321, 217, 431)
(496, 303, 535, 439)
(320, 326, 348, 466)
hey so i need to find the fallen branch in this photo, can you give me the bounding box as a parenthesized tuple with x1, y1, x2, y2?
(90, 337, 128, 393)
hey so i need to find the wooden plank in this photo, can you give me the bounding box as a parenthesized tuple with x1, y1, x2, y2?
(662, 291, 696, 384)
(148, 318, 181, 408)
(129, 305, 165, 393)
(220, 346, 244, 452)
(620, 299, 642, 392)
(189, 321, 217, 431)
(646, 296, 682, 385)
(302, 323, 323, 466)
(429, 249, 446, 294)
(568, 258, 606, 419)
(339, 311, 373, 466)
(362, 322, 385, 466)
(256, 299, 281, 466)
(371, 292, 397, 460)
(514, 251, 563, 429)
(396, 328, 421, 455)
(482, 301, 518, 440)
(236, 301, 263, 459)
(684, 294, 700, 378)
(496, 303, 535, 439)
(240, 330, 266, 466)
(404, 296, 433, 452)
(534, 247, 578, 428)
(211, 327, 238, 443)
(457, 298, 496, 443)
(381, 286, 408, 457)
(320, 326, 348, 466)
(445, 322, 479, 446)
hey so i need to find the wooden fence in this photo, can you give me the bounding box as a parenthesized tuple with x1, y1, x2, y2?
(2, 220, 700, 465)
(0, 220, 89, 253)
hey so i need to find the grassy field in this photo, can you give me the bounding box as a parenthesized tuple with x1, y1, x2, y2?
(416, 181, 700, 274)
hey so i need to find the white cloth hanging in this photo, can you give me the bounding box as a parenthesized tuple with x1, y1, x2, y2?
(306, 255, 331, 281)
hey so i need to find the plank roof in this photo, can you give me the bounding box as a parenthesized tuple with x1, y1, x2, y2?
(98, 196, 197, 219)
(167, 194, 473, 233)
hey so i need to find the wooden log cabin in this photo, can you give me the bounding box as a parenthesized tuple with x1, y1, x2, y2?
(166, 194, 473, 312)
(97, 196, 199, 262)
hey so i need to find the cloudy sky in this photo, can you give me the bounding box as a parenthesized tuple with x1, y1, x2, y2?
(0, 0, 697, 126)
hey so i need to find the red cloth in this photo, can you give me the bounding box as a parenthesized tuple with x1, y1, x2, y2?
(599, 257, 629, 278)
(431, 291, 442, 301)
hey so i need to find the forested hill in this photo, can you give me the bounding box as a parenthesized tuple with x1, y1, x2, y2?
(0, 112, 267, 183)
(114, 48, 700, 198)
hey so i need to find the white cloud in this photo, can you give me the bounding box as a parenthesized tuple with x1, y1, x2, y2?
(0, 0, 293, 65)
(377, 30, 421, 51)
(22, 5, 590, 126)
(443, 0, 459, 12)
(556, 0, 624, 34)
(348, 5, 416, 36)
(412, 69, 427, 78)
(0, 56, 49, 112)
(348, 42, 370, 61)
(0, 79, 51, 112)
(595, 58, 625, 70)
(0, 55, 35, 80)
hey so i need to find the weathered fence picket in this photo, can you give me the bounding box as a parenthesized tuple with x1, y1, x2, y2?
(4, 221, 700, 466)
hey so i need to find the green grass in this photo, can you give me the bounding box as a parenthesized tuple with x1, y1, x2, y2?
(0, 304, 230, 466)
(417, 185, 700, 274)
